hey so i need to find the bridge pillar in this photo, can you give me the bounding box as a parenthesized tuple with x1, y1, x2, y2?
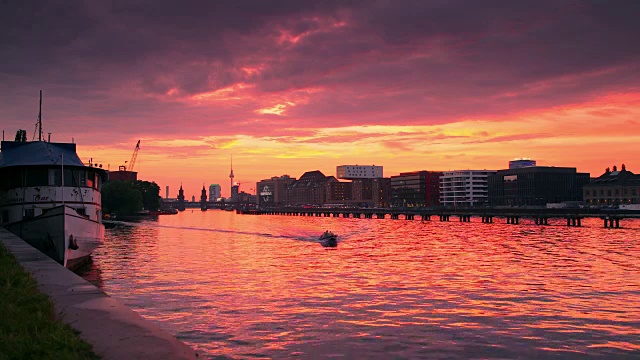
(406, 214, 414, 220)
(377, 214, 385, 219)
(615, 218, 620, 228)
(422, 215, 430, 221)
(354, 213, 361, 218)
(391, 214, 399, 220)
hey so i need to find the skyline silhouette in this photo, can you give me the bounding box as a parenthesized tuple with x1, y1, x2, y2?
(1, 1, 639, 197)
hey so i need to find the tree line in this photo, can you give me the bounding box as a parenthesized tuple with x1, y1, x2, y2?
(101, 180, 161, 217)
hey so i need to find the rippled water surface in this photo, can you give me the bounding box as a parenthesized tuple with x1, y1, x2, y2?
(82, 211, 640, 359)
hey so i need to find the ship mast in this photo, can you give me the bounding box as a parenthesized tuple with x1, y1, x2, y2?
(38, 90, 43, 141)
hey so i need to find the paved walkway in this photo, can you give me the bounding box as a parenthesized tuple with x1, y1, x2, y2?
(0, 228, 197, 359)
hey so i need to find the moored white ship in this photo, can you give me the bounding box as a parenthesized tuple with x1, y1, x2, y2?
(0, 93, 106, 269)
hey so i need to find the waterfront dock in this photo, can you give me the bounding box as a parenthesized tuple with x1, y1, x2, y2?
(0, 228, 197, 360)
(237, 207, 640, 228)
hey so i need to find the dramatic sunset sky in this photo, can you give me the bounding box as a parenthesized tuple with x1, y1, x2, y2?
(2, 0, 639, 198)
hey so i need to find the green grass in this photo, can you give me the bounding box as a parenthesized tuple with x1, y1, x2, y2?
(0, 243, 99, 360)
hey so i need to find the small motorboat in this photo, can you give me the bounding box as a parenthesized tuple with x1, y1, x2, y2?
(319, 231, 338, 247)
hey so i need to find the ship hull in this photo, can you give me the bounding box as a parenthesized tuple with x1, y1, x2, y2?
(5, 205, 104, 269)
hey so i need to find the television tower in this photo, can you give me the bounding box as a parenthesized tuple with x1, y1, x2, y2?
(229, 155, 234, 198)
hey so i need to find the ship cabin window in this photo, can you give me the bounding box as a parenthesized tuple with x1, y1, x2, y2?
(25, 168, 49, 187)
(49, 168, 62, 186)
(0, 169, 9, 191)
(9, 168, 24, 188)
(79, 170, 87, 186)
(64, 169, 74, 186)
(75, 207, 87, 216)
(86, 170, 94, 188)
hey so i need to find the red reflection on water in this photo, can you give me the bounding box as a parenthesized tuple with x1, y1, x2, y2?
(83, 213, 640, 358)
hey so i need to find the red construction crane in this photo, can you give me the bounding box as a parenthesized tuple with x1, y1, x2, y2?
(119, 140, 140, 171)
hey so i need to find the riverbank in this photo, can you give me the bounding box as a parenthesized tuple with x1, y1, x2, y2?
(0, 227, 197, 360)
(0, 242, 98, 359)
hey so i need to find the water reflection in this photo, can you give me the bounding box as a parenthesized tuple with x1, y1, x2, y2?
(82, 212, 640, 359)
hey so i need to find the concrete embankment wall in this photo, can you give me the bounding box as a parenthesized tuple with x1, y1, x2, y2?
(0, 228, 197, 360)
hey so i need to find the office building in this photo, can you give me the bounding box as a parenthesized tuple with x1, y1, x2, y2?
(488, 166, 590, 206)
(326, 181, 352, 204)
(256, 175, 296, 208)
(372, 177, 392, 208)
(209, 184, 221, 201)
(440, 170, 496, 207)
(390, 171, 442, 208)
(337, 165, 383, 179)
(231, 183, 239, 201)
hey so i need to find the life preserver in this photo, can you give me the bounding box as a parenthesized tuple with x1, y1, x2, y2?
(68, 235, 79, 250)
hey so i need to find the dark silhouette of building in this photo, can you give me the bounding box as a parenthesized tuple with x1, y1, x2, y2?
(284, 170, 337, 206)
(488, 166, 590, 206)
(390, 171, 442, 208)
(256, 175, 296, 208)
(200, 185, 208, 211)
(230, 183, 239, 201)
(177, 184, 185, 211)
(326, 181, 352, 204)
(107, 170, 137, 182)
(583, 164, 640, 205)
(372, 177, 392, 208)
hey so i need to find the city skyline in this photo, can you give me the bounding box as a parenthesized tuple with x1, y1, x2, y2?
(1, 1, 639, 197)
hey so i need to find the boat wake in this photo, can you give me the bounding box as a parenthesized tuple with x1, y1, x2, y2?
(104, 220, 335, 243)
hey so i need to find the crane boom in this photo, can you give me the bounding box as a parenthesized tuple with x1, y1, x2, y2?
(128, 140, 140, 172)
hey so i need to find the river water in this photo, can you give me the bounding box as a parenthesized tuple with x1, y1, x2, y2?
(81, 211, 640, 359)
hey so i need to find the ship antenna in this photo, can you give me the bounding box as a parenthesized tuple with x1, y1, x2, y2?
(38, 90, 43, 141)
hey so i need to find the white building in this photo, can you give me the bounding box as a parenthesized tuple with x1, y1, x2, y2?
(209, 184, 221, 201)
(440, 170, 496, 207)
(336, 165, 383, 179)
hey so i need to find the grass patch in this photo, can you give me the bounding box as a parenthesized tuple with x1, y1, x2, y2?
(0, 242, 99, 359)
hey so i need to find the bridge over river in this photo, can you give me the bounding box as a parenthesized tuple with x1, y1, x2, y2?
(237, 207, 640, 228)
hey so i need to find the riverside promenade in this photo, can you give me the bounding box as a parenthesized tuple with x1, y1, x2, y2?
(0, 228, 197, 360)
